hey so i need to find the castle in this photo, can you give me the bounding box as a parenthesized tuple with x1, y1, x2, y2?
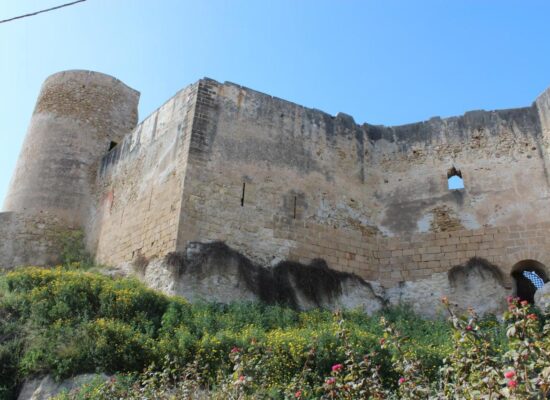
(2, 70, 550, 311)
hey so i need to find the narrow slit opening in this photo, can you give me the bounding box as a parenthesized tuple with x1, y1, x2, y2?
(241, 183, 246, 207)
(293, 196, 297, 219)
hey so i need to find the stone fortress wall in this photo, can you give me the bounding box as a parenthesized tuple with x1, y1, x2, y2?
(3, 70, 550, 313)
(88, 82, 199, 266)
(173, 79, 550, 288)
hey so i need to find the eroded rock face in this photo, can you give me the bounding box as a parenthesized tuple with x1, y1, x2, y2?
(125, 242, 510, 318)
(18, 374, 109, 400)
(447, 258, 508, 316)
(385, 274, 449, 318)
(134, 241, 384, 314)
(535, 282, 550, 311)
(386, 257, 508, 318)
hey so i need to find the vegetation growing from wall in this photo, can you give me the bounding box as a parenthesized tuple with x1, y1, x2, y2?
(0, 267, 549, 399)
(57, 229, 94, 269)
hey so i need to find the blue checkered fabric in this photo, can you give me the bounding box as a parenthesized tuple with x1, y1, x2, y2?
(523, 270, 545, 289)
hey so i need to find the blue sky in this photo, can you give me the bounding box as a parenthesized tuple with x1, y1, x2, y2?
(1, 0, 550, 206)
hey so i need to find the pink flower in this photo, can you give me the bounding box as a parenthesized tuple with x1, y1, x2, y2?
(294, 390, 302, 398)
(398, 377, 406, 385)
(331, 363, 343, 372)
(238, 375, 245, 382)
(507, 380, 517, 388)
(326, 377, 336, 385)
(506, 295, 514, 303)
(520, 300, 529, 307)
(527, 313, 538, 320)
(504, 370, 516, 379)
(230, 347, 240, 353)
(466, 325, 473, 331)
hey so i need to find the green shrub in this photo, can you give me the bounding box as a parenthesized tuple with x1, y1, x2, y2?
(0, 332, 22, 399)
(5, 266, 548, 400)
(58, 230, 94, 268)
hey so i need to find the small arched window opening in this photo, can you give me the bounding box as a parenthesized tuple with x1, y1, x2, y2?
(511, 260, 549, 304)
(447, 166, 464, 190)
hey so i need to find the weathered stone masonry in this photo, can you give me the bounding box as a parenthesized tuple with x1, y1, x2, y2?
(90, 82, 198, 265)
(2, 70, 550, 312)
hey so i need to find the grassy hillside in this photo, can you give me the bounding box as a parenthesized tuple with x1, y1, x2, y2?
(0, 266, 547, 399)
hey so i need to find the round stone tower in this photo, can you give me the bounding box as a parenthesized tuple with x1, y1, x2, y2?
(3, 70, 139, 226)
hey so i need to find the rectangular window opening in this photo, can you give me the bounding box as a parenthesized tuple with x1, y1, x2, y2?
(447, 166, 464, 190)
